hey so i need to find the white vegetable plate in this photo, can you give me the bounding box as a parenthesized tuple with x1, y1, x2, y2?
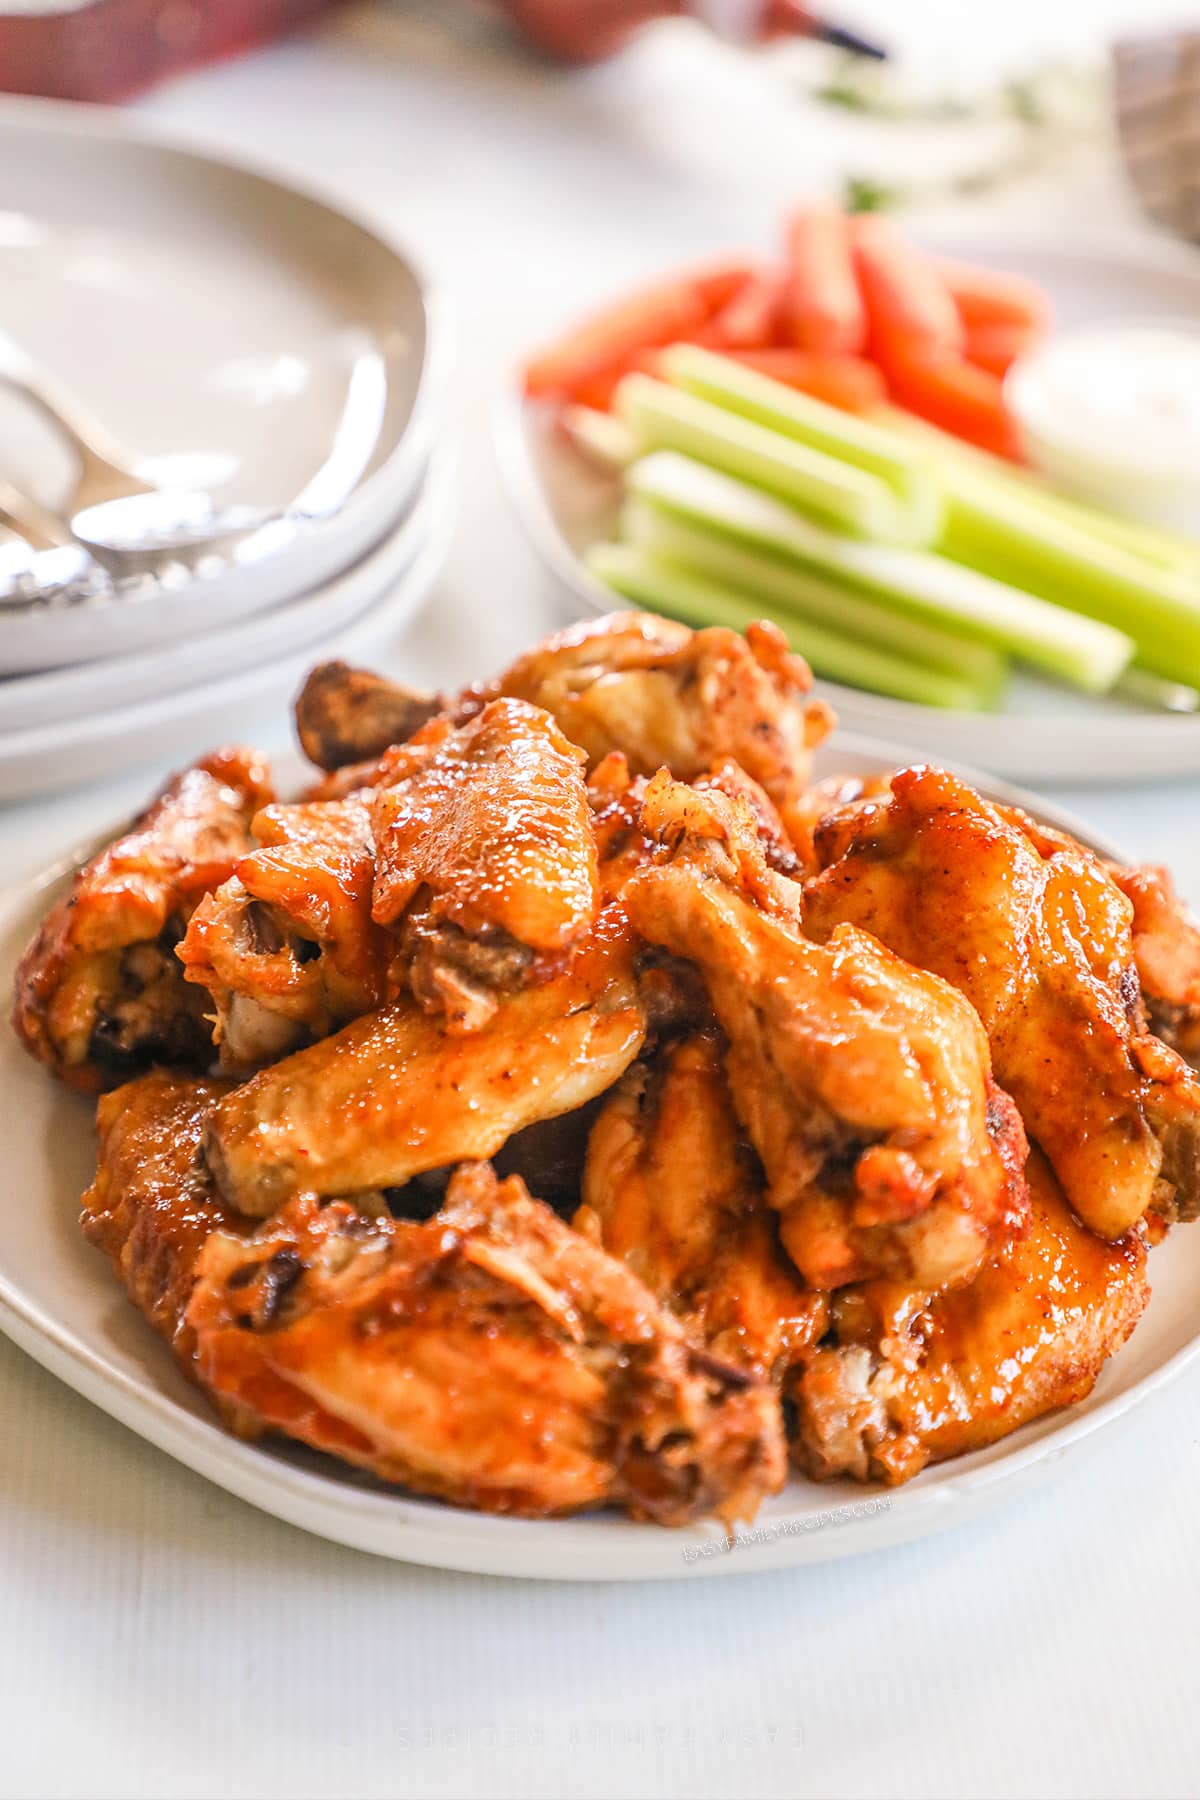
(0, 97, 450, 674)
(0, 452, 456, 802)
(0, 448, 449, 733)
(495, 231, 1200, 784)
(1, 745, 1197, 1581)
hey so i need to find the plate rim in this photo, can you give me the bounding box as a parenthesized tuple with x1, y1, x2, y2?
(0, 95, 454, 671)
(0, 449, 456, 743)
(492, 227, 1200, 780)
(0, 740, 1195, 1581)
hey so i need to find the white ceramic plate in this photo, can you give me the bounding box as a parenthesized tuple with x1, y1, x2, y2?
(1, 744, 1197, 1580)
(495, 232, 1200, 784)
(0, 97, 449, 674)
(0, 450, 448, 732)
(0, 454, 456, 801)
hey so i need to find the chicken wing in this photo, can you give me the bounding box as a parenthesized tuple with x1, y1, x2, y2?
(805, 765, 1200, 1236)
(85, 1076, 784, 1521)
(13, 750, 272, 1091)
(792, 1150, 1149, 1484)
(178, 797, 386, 1072)
(81, 1071, 252, 1417)
(188, 1161, 786, 1523)
(203, 908, 646, 1216)
(371, 697, 600, 1031)
(993, 802, 1200, 1066)
(298, 611, 834, 842)
(577, 1035, 828, 1380)
(624, 776, 1028, 1290)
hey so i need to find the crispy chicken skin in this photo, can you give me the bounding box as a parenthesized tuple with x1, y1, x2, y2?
(577, 1036, 828, 1381)
(178, 797, 386, 1073)
(13, 750, 272, 1092)
(294, 660, 442, 772)
(805, 765, 1200, 1236)
(80, 1072, 252, 1405)
(995, 803, 1200, 1065)
(204, 907, 647, 1217)
(371, 697, 600, 1031)
(298, 611, 834, 841)
(188, 1162, 786, 1523)
(624, 776, 1028, 1290)
(792, 1152, 1149, 1484)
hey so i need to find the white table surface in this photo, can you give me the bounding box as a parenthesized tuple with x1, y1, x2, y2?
(3, 6, 1200, 1797)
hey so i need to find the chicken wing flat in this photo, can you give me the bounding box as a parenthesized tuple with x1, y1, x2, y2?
(624, 776, 1028, 1290)
(178, 797, 386, 1073)
(204, 908, 647, 1216)
(805, 765, 1200, 1236)
(13, 750, 272, 1092)
(294, 660, 443, 772)
(298, 611, 834, 843)
(371, 697, 600, 1030)
(81, 1071, 253, 1415)
(993, 803, 1200, 1066)
(187, 1161, 786, 1523)
(792, 1151, 1149, 1484)
(577, 1035, 828, 1381)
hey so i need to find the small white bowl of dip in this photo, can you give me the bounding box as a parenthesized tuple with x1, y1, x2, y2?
(1007, 321, 1200, 531)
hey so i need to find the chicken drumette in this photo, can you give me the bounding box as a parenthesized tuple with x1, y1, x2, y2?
(13, 749, 272, 1091)
(804, 765, 1200, 1236)
(623, 775, 1028, 1290)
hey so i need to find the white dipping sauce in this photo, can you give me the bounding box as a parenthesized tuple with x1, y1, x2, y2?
(1007, 323, 1200, 528)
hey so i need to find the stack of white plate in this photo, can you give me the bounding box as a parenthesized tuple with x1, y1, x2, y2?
(0, 102, 456, 801)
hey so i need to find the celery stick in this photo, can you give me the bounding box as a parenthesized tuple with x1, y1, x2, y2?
(661, 344, 944, 546)
(614, 374, 923, 544)
(1113, 668, 1200, 714)
(628, 451, 1133, 694)
(622, 501, 1007, 700)
(587, 542, 996, 711)
(938, 471, 1200, 685)
(562, 405, 635, 471)
(880, 407, 1200, 576)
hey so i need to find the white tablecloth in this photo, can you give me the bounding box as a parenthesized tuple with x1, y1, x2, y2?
(2, 8, 1198, 1797)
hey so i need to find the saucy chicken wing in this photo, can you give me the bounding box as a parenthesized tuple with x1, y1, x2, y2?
(371, 697, 600, 1030)
(81, 1071, 254, 1428)
(204, 908, 646, 1216)
(297, 611, 833, 843)
(805, 765, 1200, 1236)
(577, 1035, 828, 1381)
(189, 1161, 785, 1523)
(178, 797, 386, 1072)
(793, 1151, 1149, 1484)
(13, 750, 272, 1091)
(624, 776, 1028, 1290)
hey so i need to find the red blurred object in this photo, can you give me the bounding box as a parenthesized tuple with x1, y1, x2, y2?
(0, 0, 350, 103)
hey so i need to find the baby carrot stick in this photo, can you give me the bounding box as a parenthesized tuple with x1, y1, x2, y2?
(523, 260, 753, 401)
(721, 349, 886, 412)
(706, 269, 787, 348)
(782, 204, 867, 355)
(852, 216, 964, 362)
(963, 321, 1035, 380)
(935, 257, 1052, 334)
(884, 346, 1022, 461)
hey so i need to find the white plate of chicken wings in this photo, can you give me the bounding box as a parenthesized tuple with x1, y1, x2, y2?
(4, 610, 1200, 1580)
